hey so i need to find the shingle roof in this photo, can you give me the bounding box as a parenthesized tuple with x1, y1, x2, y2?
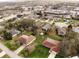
(42, 38, 60, 53)
(18, 35, 35, 44)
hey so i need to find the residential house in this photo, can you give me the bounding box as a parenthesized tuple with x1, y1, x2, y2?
(9, 29, 21, 37)
(55, 22, 69, 36)
(72, 27, 79, 33)
(42, 38, 60, 58)
(71, 11, 79, 20)
(18, 35, 36, 44)
(42, 23, 51, 31)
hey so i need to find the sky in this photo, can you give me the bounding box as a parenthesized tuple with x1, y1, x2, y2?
(0, 0, 26, 2)
(0, 0, 79, 2)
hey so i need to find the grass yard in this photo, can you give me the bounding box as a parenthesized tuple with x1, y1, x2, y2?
(19, 48, 28, 58)
(48, 34, 63, 41)
(35, 35, 47, 45)
(1, 36, 21, 51)
(22, 30, 32, 35)
(28, 45, 49, 58)
(4, 40, 20, 51)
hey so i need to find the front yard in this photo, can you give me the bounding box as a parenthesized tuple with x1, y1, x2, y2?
(0, 36, 21, 51)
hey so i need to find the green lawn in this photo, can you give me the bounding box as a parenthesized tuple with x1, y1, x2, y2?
(48, 34, 63, 41)
(28, 45, 49, 58)
(19, 48, 28, 58)
(22, 31, 32, 35)
(3, 40, 20, 51)
(35, 35, 47, 45)
(1, 36, 21, 51)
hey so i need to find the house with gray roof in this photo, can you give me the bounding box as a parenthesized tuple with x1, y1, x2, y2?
(42, 23, 51, 31)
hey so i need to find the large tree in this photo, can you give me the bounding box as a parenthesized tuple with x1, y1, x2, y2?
(58, 25, 79, 58)
(3, 30, 12, 40)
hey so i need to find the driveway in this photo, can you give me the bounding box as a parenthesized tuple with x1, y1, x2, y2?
(48, 51, 57, 58)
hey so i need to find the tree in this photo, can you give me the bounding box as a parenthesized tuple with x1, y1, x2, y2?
(3, 30, 12, 40)
(5, 23, 14, 29)
(58, 25, 79, 57)
(31, 25, 37, 35)
(15, 19, 35, 30)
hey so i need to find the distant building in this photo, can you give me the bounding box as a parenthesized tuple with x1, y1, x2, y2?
(34, 6, 44, 11)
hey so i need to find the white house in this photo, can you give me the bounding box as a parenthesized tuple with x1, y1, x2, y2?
(72, 27, 79, 33)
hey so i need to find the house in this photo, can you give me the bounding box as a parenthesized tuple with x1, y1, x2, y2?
(71, 11, 79, 20)
(63, 15, 71, 19)
(55, 22, 69, 36)
(35, 21, 45, 28)
(9, 29, 21, 37)
(18, 35, 36, 44)
(74, 7, 79, 11)
(72, 27, 79, 33)
(42, 23, 51, 31)
(42, 38, 60, 58)
(42, 38, 60, 52)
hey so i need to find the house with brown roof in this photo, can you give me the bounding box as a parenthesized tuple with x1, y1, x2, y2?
(18, 35, 36, 45)
(42, 38, 60, 58)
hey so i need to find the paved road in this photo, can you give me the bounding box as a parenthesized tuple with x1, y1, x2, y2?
(0, 43, 21, 58)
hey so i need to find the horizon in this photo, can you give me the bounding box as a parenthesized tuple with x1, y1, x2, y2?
(0, 0, 79, 2)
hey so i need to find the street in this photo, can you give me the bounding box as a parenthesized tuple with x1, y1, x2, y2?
(0, 43, 21, 58)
